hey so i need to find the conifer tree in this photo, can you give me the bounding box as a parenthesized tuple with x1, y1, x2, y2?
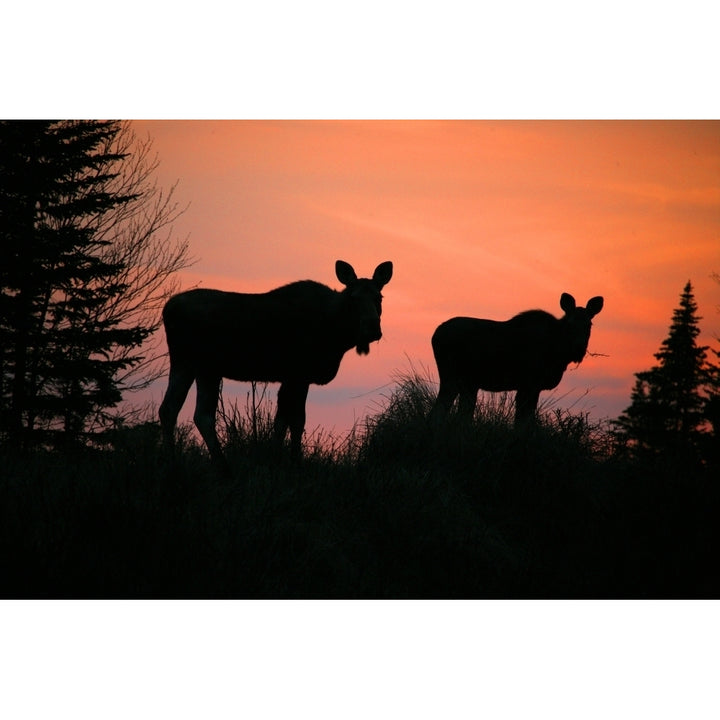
(704, 272, 720, 451)
(614, 281, 709, 458)
(0, 120, 188, 446)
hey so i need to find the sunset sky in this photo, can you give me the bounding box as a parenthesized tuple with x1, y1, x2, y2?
(133, 120, 720, 437)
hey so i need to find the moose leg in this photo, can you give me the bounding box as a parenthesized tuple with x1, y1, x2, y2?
(159, 365, 195, 450)
(275, 382, 309, 457)
(430, 378, 459, 420)
(288, 383, 309, 458)
(435, 381, 457, 415)
(515, 388, 540, 425)
(274, 383, 291, 444)
(193, 374, 225, 464)
(457, 385, 478, 421)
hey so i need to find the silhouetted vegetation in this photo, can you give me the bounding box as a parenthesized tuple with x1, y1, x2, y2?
(0, 120, 190, 449)
(613, 281, 719, 465)
(703, 272, 720, 453)
(2, 371, 717, 599)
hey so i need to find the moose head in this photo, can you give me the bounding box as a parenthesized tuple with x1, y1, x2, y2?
(336, 260, 394, 355)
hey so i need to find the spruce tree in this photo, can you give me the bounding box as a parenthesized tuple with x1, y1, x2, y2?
(614, 281, 709, 459)
(0, 121, 152, 446)
(703, 272, 720, 458)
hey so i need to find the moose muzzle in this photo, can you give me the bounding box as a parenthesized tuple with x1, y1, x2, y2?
(356, 322, 382, 355)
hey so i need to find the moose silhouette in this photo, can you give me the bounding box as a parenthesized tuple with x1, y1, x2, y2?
(430, 293, 604, 424)
(159, 260, 393, 464)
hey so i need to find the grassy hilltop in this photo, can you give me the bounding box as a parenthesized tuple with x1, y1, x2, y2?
(1, 374, 718, 599)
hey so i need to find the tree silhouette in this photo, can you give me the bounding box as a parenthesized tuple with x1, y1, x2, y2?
(71, 123, 192, 423)
(0, 120, 189, 447)
(614, 281, 709, 460)
(703, 272, 720, 459)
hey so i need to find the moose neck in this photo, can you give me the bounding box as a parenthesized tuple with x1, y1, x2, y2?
(559, 317, 589, 366)
(334, 288, 374, 355)
(334, 289, 363, 354)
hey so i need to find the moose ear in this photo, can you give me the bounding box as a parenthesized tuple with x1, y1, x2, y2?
(586, 296, 604, 317)
(336, 260, 358, 287)
(560, 293, 576, 314)
(372, 261, 393, 289)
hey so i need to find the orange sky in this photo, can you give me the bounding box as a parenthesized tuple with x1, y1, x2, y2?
(132, 120, 720, 438)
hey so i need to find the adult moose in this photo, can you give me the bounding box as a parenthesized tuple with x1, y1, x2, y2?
(430, 293, 604, 424)
(159, 260, 393, 464)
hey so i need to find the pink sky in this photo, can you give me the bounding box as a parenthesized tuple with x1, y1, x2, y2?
(132, 120, 720, 438)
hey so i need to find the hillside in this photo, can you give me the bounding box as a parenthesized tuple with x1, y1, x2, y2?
(1, 375, 718, 598)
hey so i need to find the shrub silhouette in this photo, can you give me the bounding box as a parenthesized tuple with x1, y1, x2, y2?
(2, 369, 718, 599)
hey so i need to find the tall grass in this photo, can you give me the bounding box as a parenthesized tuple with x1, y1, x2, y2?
(1, 370, 718, 598)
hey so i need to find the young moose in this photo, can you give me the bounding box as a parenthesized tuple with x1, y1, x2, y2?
(430, 293, 604, 424)
(159, 260, 393, 463)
